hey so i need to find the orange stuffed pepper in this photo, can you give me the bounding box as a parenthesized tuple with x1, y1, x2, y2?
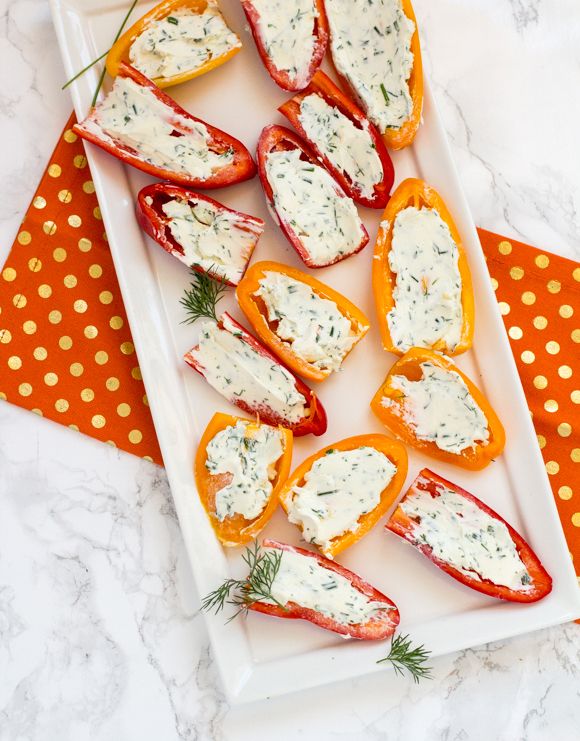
(372, 178, 474, 356)
(371, 348, 505, 470)
(278, 434, 408, 559)
(236, 261, 370, 382)
(106, 0, 242, 89)
(195, 412, 293, 546)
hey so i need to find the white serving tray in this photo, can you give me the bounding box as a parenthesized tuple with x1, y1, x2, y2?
(50, 0, 580, 703)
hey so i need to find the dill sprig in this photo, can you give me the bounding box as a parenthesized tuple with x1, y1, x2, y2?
(201, 542, 286, 622)
(377, 633, 433, 683)
(179, 269, 228, 324)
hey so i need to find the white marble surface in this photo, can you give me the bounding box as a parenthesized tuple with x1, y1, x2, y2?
(1, 0, 579, 738)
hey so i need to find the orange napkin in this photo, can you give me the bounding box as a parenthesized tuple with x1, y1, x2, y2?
(0, 115, 577, 577)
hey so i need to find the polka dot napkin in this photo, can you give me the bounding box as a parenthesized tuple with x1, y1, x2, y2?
(0, 116, 577, 576)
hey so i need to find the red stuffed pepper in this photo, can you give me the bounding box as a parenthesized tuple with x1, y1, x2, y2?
(136, 182, 264, 286)
(241, 0, 328, 91)
(249, 540, 400, 640)
(386, 469, 553, 603)
(279, 70, 394, 208)
(73, 62, 256, 188)
(257, 125, 368, 268)
(184, 312, 327, 436)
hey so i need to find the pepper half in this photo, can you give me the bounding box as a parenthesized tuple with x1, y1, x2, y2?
(236, 260, 370, 381)
(136, 182, 264, 286)
(195, 413, 293, 546)
(250, 539, 400, 640)
(386, 469, 553, 603)
(106, 0, 242, 89)
(73, 63, 256, 189)
(372, 177, 474, 356)
(278, 70, 394, 209)
(278, 434, 408, 558)
(370, 348, 505, 470)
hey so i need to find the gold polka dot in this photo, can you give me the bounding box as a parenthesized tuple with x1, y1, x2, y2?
(117, 403, 131, 418)
(574, 267, 580, 282)
(38, 284, 52, 298)
(106, 377, 120, 391)
(128, 429, 142, 444)
(572, 390, 580, 404)
(534, 254, 549, 269)
(59, 335, 73, 350)
(48, 163, 62, 177)
(48, 310, 62, 325)
(89, 264, 102, 279)
(17, 230, 31, 245)
(73, 299, 88, 314)
(33, 346, 47, 361)
(0, 392, 6, 401)
(498, 301, 510, 316)
(78, 237, 92, 252)
(69, 424, 79, 432)
(559, 304, 573, 319)
(28, 257, 42, 273)
(557, 422, 571, 437)
(537, 434, 546, 449)
(572, 448, 580, 463)
(533, 316, 548, 330)
(8, 356, 22, 370)
(81, 388, 95, 402)
(545, 340, 560, 355)
(142, 394, 149, 407)
(33, 196, 46, 209)
(84, 325, 99, 339)
(95, 350, 109, 365)
(547, 279, 561, 294)
(498, 240, 512, 255)
(23, 320, 37, 335)
(490, 277, 499, 291)
(572, 513, 580, 528)
(55, 398, 69, 413)
(521, 350, 535, 364)
(82, 180, 95, 194)
(63, 274, 77, 288)
(510, 266, 524, 280)
(521, 291, 536, 306)
(544, 399, 558, 413)
(0, 329, 12, 344)
(99, 290, 113, 305)
(143, 455, 153, 462)
(508, 326, 523, 340)
(91, 414, 106, 429)
(12, 293, 27, 309)
(44, 372, 58, 387)
(58, 189, 72, 204)
(545, 461, 559, 475)
(43, 220, 57, 236)
(73, 154, 87, 169)
(2, 267, 17, 282)
(93, 207, 102, 220)
(571, 329, 580, 344)
(64, 129, 77, 143)
(70, 362, 84, 377)
(120, 341, 135, 355)
(131, 366, 142, 381)
(31, 408, 42, 416)
(559, 486, 573, 500)
(109, 316, 123, 330)
(18, 383, 32, 397)
(533, 375, 548, 390)
(558, 365, 572, 379)
(68, 214, 82, 228)
(53, 247, 67, 262)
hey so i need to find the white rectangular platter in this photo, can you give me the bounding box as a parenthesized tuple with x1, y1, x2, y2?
(51, 0, 580, 704)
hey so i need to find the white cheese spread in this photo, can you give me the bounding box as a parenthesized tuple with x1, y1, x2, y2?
(265, 148, 364, 266)
(386, 206, 463, 353)
(297, 92, 383, 199)
(162, 198, 258, 284)
(91, 76, 234, 179)
(286, 447, 397, 552)
(383, 361, 489, 454)
(205, 420, 283, 521)
(129, 4, 241, 80)
(191, 317, 307, 423)
(400, 482, 532, 591)
(255, 271, 359, 373)
(325, 0, 415, 132)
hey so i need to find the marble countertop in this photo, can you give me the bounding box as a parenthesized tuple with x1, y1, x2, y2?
(1, 1, 579, 739)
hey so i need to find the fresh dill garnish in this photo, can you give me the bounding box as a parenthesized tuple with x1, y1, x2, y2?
(201, 542, 287, 622)
(167, 16, 179, 24)
(377, 633, 433, 683)
(179, 269, 228, 324)
(380, 83, 390, 105)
